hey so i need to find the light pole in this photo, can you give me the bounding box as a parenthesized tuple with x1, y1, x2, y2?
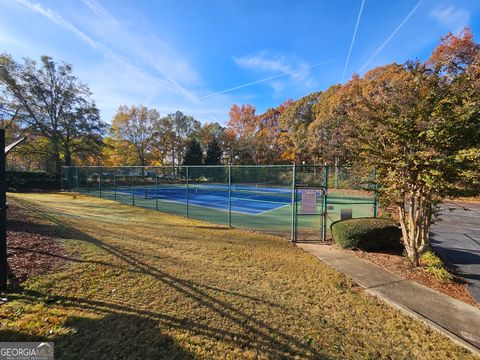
(0, 132, 27, 290)
(0, 129, 6, 290)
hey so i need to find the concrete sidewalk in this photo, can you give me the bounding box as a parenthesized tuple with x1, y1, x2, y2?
(298, 243, 480, 356)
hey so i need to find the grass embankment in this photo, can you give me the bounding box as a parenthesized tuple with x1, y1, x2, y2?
(0, 193, 474, 359)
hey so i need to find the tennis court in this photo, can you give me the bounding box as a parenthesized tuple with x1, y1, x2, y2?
(62, 165, 378, 241)
(115, 184, 291, 215)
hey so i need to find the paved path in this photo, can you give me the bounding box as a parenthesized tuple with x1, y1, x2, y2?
(298, 243, 480, 356)
(430, 202, 480, 302)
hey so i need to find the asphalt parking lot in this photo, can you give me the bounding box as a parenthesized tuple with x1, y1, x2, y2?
(430, 202, 480, 302)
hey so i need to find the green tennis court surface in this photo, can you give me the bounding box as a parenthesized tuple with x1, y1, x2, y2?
(62, 165, 377, 240)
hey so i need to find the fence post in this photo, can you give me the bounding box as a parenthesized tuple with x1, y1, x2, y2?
(86, 167, 90, 193)
(75, 167, 79, 191)
(334, 157, 339, 188)
(131, 169, 135, 206)
(113, 169, 117, 201)
(99, 166, 102, 198)
(291, 163, 296, 242)
(186, 166, 189, 218)
(155, 173, 159, 211)
(322, 166, 329, 241)
(143, 168, 148, 199)
(228, 164, 232, 227)
(373, 169, 378, 218)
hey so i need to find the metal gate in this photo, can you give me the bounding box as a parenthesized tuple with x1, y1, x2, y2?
(293, 165, 327, 242)
(294, 185, 327, 242)
(292, 165, 378, 242)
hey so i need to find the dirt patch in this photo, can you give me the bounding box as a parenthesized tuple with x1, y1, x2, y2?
(6, 200, 68, 289)
(342, 245, 479, 308)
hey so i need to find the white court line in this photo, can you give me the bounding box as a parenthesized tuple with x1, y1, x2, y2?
(254, 203, 291, 215)
(161, 196, 287, 216)
(113, 189, 289, 215)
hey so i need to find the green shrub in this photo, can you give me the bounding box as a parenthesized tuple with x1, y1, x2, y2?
(421, 251, 454, 282)
(331, 218, 401, 251)
(6, 171, 60, 191)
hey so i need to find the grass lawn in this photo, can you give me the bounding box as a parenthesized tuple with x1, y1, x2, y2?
(0, 193, 474, 359)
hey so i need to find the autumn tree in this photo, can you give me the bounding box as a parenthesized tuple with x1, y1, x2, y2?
(223, 128, 237, 165)
(227, 104, 258, 164)
(111, 105, 161, 166)
(308, 85, 350, 165)
(155, 111, 201, 166)
(0, 54, 106, 177)
(0, 102, 37, 169)
(278, 91, 323, 163)
(255, 100, 293, 164)
(2, 117, 51, 171)
(99, 136, 138, 166)
(196, 122, 226, 150)
(428, 28, 480, 195)
(339, 29, 480, 265)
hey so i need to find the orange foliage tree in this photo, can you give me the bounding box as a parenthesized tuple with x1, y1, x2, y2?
(336, 28, 480, 265)
(226, 104, 258, 163)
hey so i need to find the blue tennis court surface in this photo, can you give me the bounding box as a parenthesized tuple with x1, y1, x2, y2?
(115, 184, 292, 215)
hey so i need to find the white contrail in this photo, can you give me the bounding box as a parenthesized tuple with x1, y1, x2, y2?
(14, 0, 199, 104)
(342, 0, 365, 82)
(359, 0, 424, 73)
(200, 60, 334, 99)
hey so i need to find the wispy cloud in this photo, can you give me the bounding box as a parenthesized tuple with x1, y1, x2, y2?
(14, 0, 199, 104)
(81, 0, 199, 86)
(83, 0, 200, 103)
(16, 0, 103, 50)
(215, 51, 333, 98)
(201, 60, 333, 99)
(342, 0, 365, 82)
(235, 52, 293, 73)
(82, 0, 110, 18)
(234, 51, 314, 83)
(431, 5, 470, 33)
(359, 0, 424, 73)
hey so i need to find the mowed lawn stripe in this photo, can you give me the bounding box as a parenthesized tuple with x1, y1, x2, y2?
(1, 193, 474, 359)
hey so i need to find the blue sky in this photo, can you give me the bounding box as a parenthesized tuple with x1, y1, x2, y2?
(0, 0, 478, 124)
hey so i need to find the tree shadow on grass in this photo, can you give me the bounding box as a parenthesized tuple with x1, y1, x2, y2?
(9, 198, 328, 359)
(0, 313, 196, 360)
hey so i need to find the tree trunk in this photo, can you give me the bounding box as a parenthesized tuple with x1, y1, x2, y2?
(64, 147, 72, 167)
(53, 151, 62, 180)
(50, 131, 62, 179)
(398, 187, 432, 267)
(171, 146, 176, 179)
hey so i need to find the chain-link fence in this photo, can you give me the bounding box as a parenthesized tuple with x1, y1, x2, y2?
(62, 165, 377, 241)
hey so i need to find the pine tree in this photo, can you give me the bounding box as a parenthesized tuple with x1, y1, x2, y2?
(204, 138, 223, 165)
(182, 138, 203, 165)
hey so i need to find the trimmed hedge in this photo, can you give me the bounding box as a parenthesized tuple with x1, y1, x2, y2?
(331, 218, 401, 251)
(6, 171, 60, 191)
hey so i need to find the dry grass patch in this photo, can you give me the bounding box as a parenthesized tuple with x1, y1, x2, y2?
(0, 193, 475, 359)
